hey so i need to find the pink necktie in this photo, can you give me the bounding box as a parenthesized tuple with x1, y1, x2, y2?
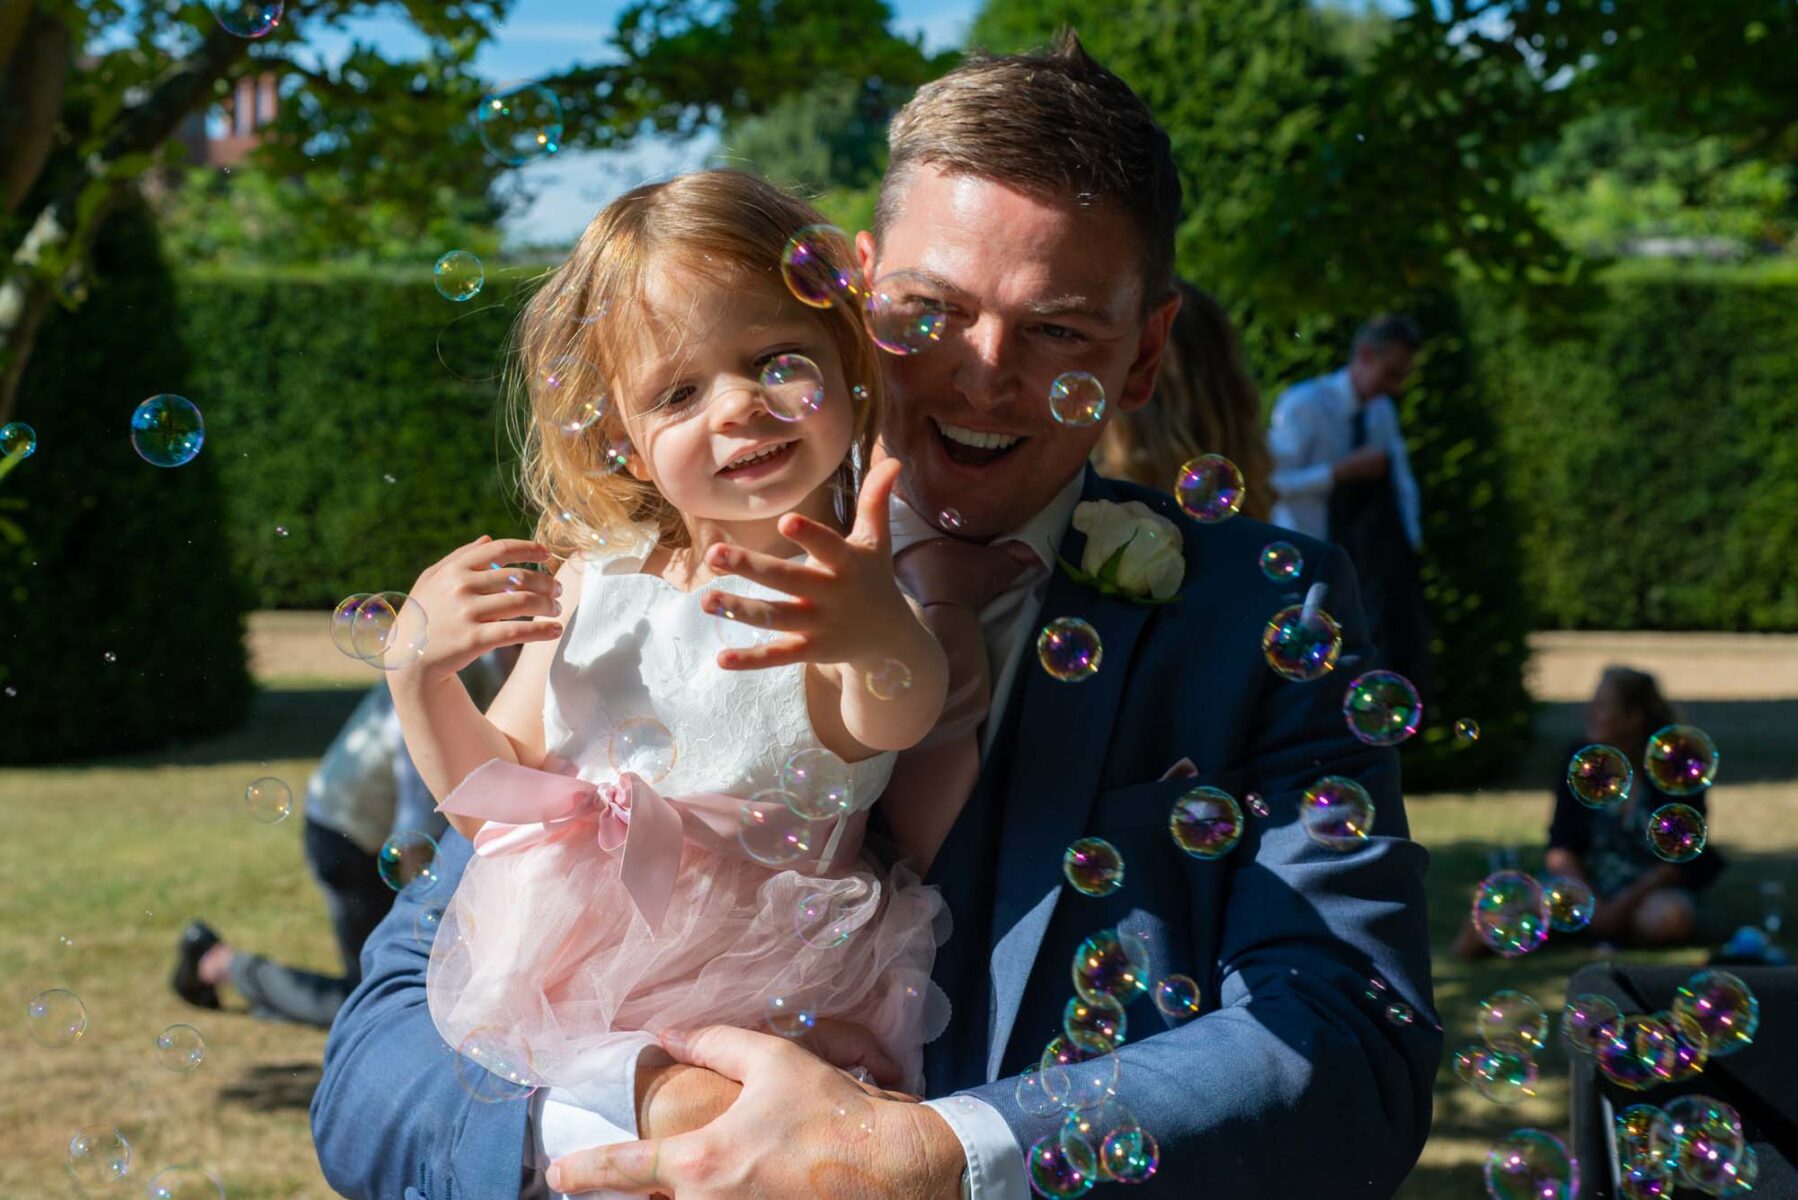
(880, 536, 1046, 874)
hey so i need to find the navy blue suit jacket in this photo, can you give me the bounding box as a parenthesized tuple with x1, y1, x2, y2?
(311, 469, 1439, 1198)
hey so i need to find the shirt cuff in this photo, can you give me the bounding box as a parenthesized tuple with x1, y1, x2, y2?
(923, 1095, 1030, 1200)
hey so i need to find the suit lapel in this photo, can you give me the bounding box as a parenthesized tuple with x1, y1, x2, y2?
(983, 470, 1158, 1081)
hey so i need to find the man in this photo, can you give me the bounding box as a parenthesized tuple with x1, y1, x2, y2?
(312, 34, 1438, 1199)
(1269, 316, 1432, 692)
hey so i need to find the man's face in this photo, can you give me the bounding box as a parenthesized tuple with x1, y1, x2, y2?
(859, 167, 1177, 539)
(1353, 344, 1416, 401)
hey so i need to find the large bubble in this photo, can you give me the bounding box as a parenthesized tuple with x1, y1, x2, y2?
(1470, 871, 1550, 957)
(476, 82, 563, 165)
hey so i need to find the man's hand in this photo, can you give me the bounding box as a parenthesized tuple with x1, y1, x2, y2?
(556, 1026, 963, 1199)
(1332, 445, 1389, 483)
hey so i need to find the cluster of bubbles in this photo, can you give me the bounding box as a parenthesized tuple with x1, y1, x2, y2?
(1450, 990, 1547, 1105)
(330, 592, 430, 671)
(1613, 1095, 1758, 1198)
(132, 394, 206, 467)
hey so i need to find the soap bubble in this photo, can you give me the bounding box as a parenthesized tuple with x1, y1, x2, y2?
(339, 592, 429, 671)
(1659, 1006, 1709, 1083)
(794, 891, 863, 949)
(1341, 670, 1423, 746)
(1567, 744, 1633, 809)
(1299, 775, 1375, 851)
(1561, 993, 1621, 1055)
(1262, 602, 1342, 682)
(144, 1165, 226, 1200)
(211, 0, 282, 37)
(1616, 1104, 1678, 1170)
(1168, 786, 1244, 859)
(131, 394, 204, 467)
(1645, 803, 1707, 863)
(1483, 1129, 1577, 1200)
(1715, 1143, 1758, 1197)
(25, 987, 87, 1047)
(433, 250, 484, 301)
(1014, 1066, 1062, 1118)
(938, 507, 964, 532)
(1150, 974, 1201, 1019)
(1063, 994, 1126, 1053)
(1644, 724, 1719, 795)
(607, 716, 677, 783)
(1470, 870, 1550, 957)
(330, 594, 373, 659)
(758, 353, 827, 422)
(243, 776, 293, 824)
(765, 994, 817, 1037)
(1259, 540, 1302, 582)
(738, 791, 818, 866)
(1039, 1035, 1119, 1110)
(154, 1023, 206, 1072)
(67, 1125, 132, 1189)
(1386, 1002, 1416, 1026)
(1026, 1132, 1096, 1198)
(378, 830, 440, 895)
(1175, 454, 1245, 522)
(1071, 929, 1148, 1005)
(864, 658, 912, 700)
(476, 82, 563, 166)
(1478, 990, 1548, 1052)
(1099, 1125, 1159, 1184)
(1455, 717, 1482, 744)
(1543, 875, 1595, 932)
(863, 273, 947, 355)
(1048, 372, 1107, 427)
(1062, 837, 1125, 897)
(0, 421, 36, 460)
(1671, 1096, 1748, 1194)
(780, 748, 854, 820)
(1468, 1046, 1539, 1105)
(1245, 791, 1269, 817)
(454, 1026, 540, 1103)
(1618, 1161, 1674, 1199)
(1596, 1015, 1680, 1091)
(1673, 968, 1759, 1058)
(1038, 617, 1103, 682)
(780, 225, 859, 309)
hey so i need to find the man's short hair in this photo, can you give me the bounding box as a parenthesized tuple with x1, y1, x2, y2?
(875, 29, 1182, 310)
(1354, 313, 1424, 355)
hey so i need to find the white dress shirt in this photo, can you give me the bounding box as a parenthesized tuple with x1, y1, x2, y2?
(526, 473, 1084, 1200)
(1268, 367, 1422, 549)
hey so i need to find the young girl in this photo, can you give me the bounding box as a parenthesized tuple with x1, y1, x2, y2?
(388, 171, 952, 1161)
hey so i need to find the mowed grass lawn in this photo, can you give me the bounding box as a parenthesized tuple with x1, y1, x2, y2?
(4, 682, 1794, 1199)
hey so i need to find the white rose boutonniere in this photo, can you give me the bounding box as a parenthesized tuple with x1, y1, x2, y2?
(1060, 499, 1185, 604)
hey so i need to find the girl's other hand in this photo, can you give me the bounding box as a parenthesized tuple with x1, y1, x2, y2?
(394, 535, 565, 688)
(798, 1015, 906, 1090)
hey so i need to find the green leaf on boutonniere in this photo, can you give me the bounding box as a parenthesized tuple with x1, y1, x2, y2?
(1055, 546, 1179, 607)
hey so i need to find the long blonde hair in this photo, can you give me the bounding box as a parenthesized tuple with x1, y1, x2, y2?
(1093, 280, 1273, 520)
(508, 170, 884, 561)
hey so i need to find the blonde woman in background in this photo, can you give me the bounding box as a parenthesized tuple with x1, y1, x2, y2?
(1092, 278, 1273, 519)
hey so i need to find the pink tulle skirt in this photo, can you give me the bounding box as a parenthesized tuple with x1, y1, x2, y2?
(425, 818, 952, 1101)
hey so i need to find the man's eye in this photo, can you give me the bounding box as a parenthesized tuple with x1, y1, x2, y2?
(1040, 324, 1086, 342)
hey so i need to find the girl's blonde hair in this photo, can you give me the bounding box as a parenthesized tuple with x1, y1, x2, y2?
(507, 169, 883, 561)
(1092, 280, 1273, 521)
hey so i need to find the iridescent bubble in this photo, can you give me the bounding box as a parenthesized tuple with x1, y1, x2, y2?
(454, 1026, 539, 1103)
(1385, 1001, 1416, 1026)
(780, 748, 854, 821)
(1026, 1132, 1096, 1198)
(1673, 968, 1759, 1058)
(1543, 875, 1595, 932)
(1561, 993, 1622, 1056)
(154, 1024, 206, 1072)
(1451, 1041, 1483, 1085)
(1455, 717, 1482, 744)
(1063, 994, 1126, 1053)
(1039, 1035, 1119, 1110)
(25, 987, 87, 1047)
(1259, 540, 1302, 582)
(765, 994, 817, 1038)
(1646, 803, 1707, 863)
(1619, 1162, 1674, 1200)
(1616, 1104, 1678, 1170)
(1596, 1015, 1680, 1091)
(1645, 724, 1719, 796)
(1048, 372, 1107, 427)
(413, 905, 445, 950)
(1484, 1128, 1577, 1200)
(1246, 792, 1269, 817)
(1071, 929, 1149, 1005)
(433, 250, 484, 302)
(67, 1125, 131, 1189)
(377, 830, 440, 895)
(1478, 990, 1548, 1052)
(211, 0, 282, 37)
(1716, 1143, 1758, 1198)
(938, 508, 964, 532)
(1168, 786, 1244, 859)
(606, 716, 677, 783)
(1038, 616, 1103, 682)
(330, 594, 372, 660)
(1470, 870, 1550, 957)
(1014, 1066, 1062, 1118)
(476, 82, 562, 166)
(864, 658, 912, 700)
(738, 791, 818, 866)
(780, 225, 858, 309)
(1672, 1096, 1748, 1194)
(1262, 601, 1343, 682)
(1099, 1125, 1160, 1184)
(144, 1165, 226, 1200)
(1300, 775, 1375, 851)
(130, 394, 204, 467)
(1469, 1047, 1539, 1105)
(1567, 743, 1633, 809)
(703, 586, 773, 654)
(536, 357, 604, 437)
(1175, 454, 1245, 523)
(1062, 837, 1125, 897)
(1341, 669, 1423, 746)
(1153, 974, 1201, 1019)
(345, 591, 430, 670)
(243, 776, 293, 824)
(1659, 1006, 1709, 1083)
(863, 272, 947, 355)
(0, 421, 36, 460)
(758, 353, 827, 422)
(794, 891, 861, 949)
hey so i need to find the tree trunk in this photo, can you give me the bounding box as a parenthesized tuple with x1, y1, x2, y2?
(0, 6, 72, 216)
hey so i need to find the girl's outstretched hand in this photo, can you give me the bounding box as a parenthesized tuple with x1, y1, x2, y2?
(394, 535, 565, 687)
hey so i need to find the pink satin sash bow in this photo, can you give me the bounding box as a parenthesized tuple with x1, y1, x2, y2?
(438, 757, 741, 933)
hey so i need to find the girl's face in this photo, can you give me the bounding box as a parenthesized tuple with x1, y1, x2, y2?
(1586, 680, 1644, 749)
(616, 260, 857, 529)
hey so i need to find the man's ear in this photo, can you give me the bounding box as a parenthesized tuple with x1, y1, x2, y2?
(855, 230, 878, 293)
(1116, 291, 1182, 413)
